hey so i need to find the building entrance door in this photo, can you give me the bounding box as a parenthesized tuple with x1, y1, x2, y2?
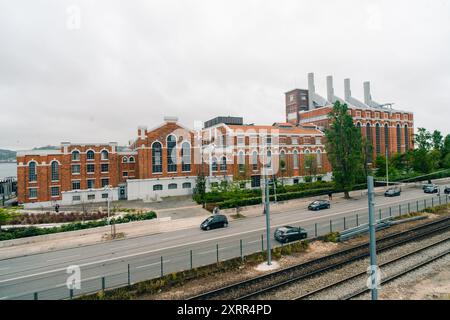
(119, 185, 127, 200)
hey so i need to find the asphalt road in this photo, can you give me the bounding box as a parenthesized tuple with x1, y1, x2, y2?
(0, 184, 449, 300)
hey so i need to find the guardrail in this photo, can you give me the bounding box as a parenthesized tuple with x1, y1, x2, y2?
(1, 194, 449, 300)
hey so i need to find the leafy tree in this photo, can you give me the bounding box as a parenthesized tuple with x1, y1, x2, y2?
(443, 153, 450, 168)
(412, 149, 432, 173)
(304, 154, 318, 178)
(374, 155, 387, 177)
(415, 128, 432, 151)
(361, 138, 373, 178)
(428, 149, 442, 171)
(432, 130, 443, 150)
(442, 134, 450, 157)
(324, 101, 363, 199)
(193, 172, 206, 206)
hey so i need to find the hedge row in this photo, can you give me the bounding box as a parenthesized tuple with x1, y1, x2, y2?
(217, 187, 335, 209)
(0, 211, 157, 241)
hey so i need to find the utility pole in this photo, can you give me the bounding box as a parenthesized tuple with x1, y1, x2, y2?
(263, 150, 272, 266)
(367, 176, 378, 300)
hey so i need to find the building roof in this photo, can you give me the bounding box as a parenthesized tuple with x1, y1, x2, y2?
(227, 124, 323, 135)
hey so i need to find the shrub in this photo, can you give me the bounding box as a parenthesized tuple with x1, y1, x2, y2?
(322, 232, 340, 243)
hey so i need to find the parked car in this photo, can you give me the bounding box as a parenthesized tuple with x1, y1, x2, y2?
(444, 186, 450, 195)
(424, 185, 439, 194)
(384, 187, 401, 197)
(274, 226, 307, 243)
(308, 200, 331, 211)
(200, 214, 228, 231)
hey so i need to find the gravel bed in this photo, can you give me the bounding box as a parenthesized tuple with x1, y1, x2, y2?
(253, 230, 450, 300)
(355, 254, 450, 300)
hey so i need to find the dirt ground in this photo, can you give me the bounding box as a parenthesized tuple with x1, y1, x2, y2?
(139, 212, 445, 300)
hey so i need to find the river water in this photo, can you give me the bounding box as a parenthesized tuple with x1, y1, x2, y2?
(0, 162, 17, 179)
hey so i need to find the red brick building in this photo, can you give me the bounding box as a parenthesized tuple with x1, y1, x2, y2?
(285, 73, 414, 162)
(16, 117, 332, 207)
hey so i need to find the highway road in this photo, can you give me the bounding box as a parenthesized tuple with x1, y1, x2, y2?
(0, 183, 449, 300)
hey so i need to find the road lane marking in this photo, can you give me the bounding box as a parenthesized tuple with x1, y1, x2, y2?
(0, 194, 441, 284)
(47, 254, 80, 262)
(136, 260, 171, 269)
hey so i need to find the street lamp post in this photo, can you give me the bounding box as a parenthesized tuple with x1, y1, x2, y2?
(263, 150, 272, 266)
(386, 147, 389, 188)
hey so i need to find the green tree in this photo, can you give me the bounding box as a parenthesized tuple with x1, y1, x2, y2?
(324, 101, 363, 199)
(432, 130, 443, 150)
(193, 172, 206, 206)
(374, 155, 387, 177)
(442, 134, 450, 157)
(361, 138, 373, 178)
(442, 153, 450, 168)
(414, 128, 432, 151)
(412, 149, 432, 173)
(304, 154, 318, 178)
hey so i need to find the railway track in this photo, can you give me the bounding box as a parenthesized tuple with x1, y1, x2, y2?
(293, 236, 450, 300)
(187, 216, 450, 300)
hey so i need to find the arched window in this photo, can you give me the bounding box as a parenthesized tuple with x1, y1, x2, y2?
(252, 151, 258, 171)
(366, 124, 373, 163)
(51, 161, 59, 181)
(316, 150, 322, 167)
(384, 124, 389, 156)
(267, 150, 272, 168)
(122, 157, 128, 163)
(181, 142, 191, 172)
(375, 123, 381, 155)
(71, 150, 80, 161)
(280, 151, 286, 170)
(167, 135, 177, 172)
(153, 184, 163, 191)
(238, 151, 245, 172)
(356, 122, 362, 130)
(152, 142, 162, 173)
(182, 182, 192, 189)
(212, 157, 218, 172)
(29, 162, 37, 182)
(404, 125, 409, 151)
(220, 156, 227, 171)
(396, 124, 401, 153)
(129, 156, 135, 163)
(101, 150, 109, 161)
(304, 150, 310, 168)
(168, 183, 178, 190)
(293, 150, 299, 169)
(86, 150, 95, 161)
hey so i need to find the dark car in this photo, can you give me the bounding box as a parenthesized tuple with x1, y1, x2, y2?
(200, 214, 228, 231)
(384, 187, 401, 197)
(424, 185, 439, 194)
(274, 226, 307, 243)
(308, 200, 331, 211)
(444, 187, 450, 195)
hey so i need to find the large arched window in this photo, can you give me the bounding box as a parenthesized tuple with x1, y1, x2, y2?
(152, 142, 162, 173)
(238, 151, 245, 172)
(252, 151, 258, 171)
(220, 156, 227, 171)
(396, 124, 401, 153)
(129, 156, 135, 163)
(375, 123, 381, 155)
(181, 142, 191, 172)
(29, 162, 37, 182)
(71, 150, 80, 161)
(86, 150, 95, 161)
(51, 161, 59, 181)
(267, 150, 272, 168)
(167, 135, 177, 172)
(280, 151, 286, 171)
(366, 123, 373, 163)
(384, 124, 389, 156)
(316, 150, 322, 167)
(212, 157, 218, 172)
(101, 150, 109, 161)
(304, 150, 310, 168)
(404, 125, 409, 150)
(122, 157, 128, 163)
(293, 150, 299, 169)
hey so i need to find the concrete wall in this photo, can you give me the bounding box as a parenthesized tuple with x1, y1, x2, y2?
(127, 176, 196, 200)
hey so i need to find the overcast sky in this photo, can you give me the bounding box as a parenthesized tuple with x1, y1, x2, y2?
(1, 0, 449, 150)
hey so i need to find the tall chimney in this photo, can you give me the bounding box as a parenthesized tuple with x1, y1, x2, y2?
(344, 78, 351, 101)
(326, 75, 334, 103)
(307, 72, 315, 110)
(363, 81, 371, 105)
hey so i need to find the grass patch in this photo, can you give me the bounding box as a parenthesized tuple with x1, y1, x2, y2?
(77, 240, 309, 300)
(393, 212, 423, 221)
(322, 232, 340, 243)
(421, 203, 450, 215)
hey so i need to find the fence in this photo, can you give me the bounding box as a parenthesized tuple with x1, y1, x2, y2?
(1, 194, 449, 300)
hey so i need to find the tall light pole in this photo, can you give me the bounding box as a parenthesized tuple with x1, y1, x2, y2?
(263, 149, 271, 266)
(367, 176, 378, 300)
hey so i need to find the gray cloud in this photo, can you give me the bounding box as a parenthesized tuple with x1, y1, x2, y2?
(0, 0, 449, 150)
